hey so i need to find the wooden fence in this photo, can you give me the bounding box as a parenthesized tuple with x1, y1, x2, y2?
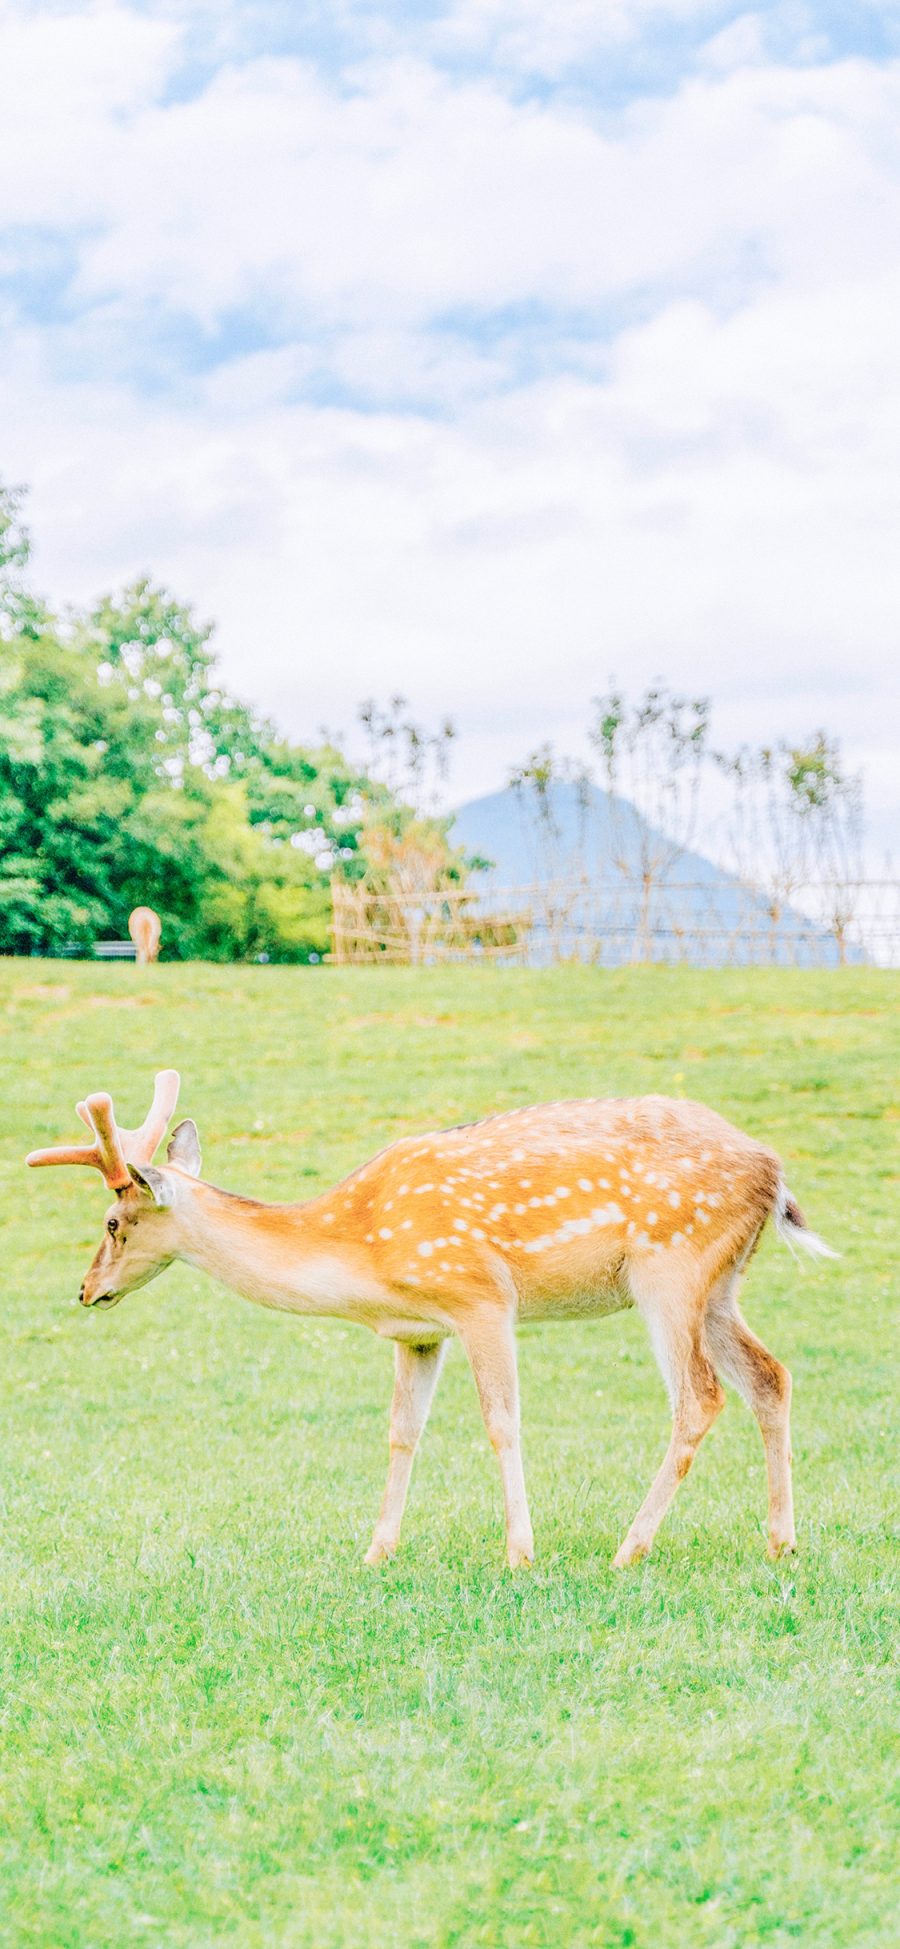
(330, 877, 900, 969)
(331, 882, 533, 964)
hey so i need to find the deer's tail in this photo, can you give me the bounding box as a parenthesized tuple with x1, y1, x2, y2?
(774, 1180, 839, 1260)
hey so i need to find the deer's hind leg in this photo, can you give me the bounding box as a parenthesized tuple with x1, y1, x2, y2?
(705, 1273, 795, 1559)
(365, 1340, 447, 1565)
(614, 1257, 725, 1568)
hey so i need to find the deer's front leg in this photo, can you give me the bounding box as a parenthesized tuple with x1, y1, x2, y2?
(460, 1307, 534, 1569)
(365, 1340, 447, 1565)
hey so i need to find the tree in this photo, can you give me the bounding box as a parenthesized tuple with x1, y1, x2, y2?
(589, 684, 711, 960)
(322, 696, 488, 963)
(506, 745, 594, 958)
(0, 483, 374, 961)
(715, 734, 865, 963)
(357, 694, 456, 816)
(0, 618, 370, 961)
(508, 744, 593, 879)
(0, 480, 46, 641)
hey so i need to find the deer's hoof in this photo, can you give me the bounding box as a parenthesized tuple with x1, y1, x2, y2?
(364, 1538, 397, 1567)
(507, 1543, 535, 1570)
(612, 1537, 649, 1569)
(767, 1537, 797, 1561)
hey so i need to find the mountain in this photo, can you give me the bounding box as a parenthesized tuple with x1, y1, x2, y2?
(450, 781, 854, 967)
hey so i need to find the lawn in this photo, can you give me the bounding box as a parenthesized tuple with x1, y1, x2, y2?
(0, 962, 896, 1948)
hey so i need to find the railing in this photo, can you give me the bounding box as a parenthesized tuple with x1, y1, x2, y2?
(48, 940, 137, 960)
(330, 878, 900, 969)
(93, 940, 138, 960)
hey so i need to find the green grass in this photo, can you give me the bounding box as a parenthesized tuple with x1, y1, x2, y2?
(1, 962, 897, 1948)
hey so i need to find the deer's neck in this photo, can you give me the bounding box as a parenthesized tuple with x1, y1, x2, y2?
(178, 1180, 384, 1318)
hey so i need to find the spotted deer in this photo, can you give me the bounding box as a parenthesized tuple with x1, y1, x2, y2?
(127, 906, 161, 964)
(27, 1071, 835, 1569)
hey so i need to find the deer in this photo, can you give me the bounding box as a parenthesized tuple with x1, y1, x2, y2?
(26, 1071, 836, 1570)
(127, 907, 161, 965)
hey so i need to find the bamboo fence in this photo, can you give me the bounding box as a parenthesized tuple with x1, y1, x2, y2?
(330, 876, 900, 969)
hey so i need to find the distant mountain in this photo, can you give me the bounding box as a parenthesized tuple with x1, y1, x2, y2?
(450, 781, 855, 967)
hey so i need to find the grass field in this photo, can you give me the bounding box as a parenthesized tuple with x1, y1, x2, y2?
(1, 962, 897, 1947)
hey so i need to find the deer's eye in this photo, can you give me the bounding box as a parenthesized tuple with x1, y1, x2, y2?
(107, 1217, 119, 1238)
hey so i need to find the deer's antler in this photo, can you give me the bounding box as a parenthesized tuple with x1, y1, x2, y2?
(27, 1070, 181, 1190)
(117, 1069, 181, 1165)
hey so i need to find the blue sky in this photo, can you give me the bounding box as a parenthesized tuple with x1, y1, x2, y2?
(1, 0, 899, 850)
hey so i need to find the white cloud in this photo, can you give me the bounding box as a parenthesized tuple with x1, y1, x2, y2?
(435, 0, 728, 72)
(5, 257, 897, 848)
(0, 1, 898, 858)
(0, 2, 176, 161)
(3, 15, 899, 335)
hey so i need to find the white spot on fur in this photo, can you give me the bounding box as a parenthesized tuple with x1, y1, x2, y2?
(379, 1227, 393, 1240)
(593, 1203, 624, 1226)
(418, 1241, 433, 1258)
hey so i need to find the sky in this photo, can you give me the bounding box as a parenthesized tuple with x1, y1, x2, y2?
(1, 0, 898, 854)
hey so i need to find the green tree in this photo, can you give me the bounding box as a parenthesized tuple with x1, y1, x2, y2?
(0, 483, 373, 961)
(0, 480, 47, 640)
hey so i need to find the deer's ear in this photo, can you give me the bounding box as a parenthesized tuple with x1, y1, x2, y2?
(167, 1118, 201, 1177)
(129, 1162, 177, 1208)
